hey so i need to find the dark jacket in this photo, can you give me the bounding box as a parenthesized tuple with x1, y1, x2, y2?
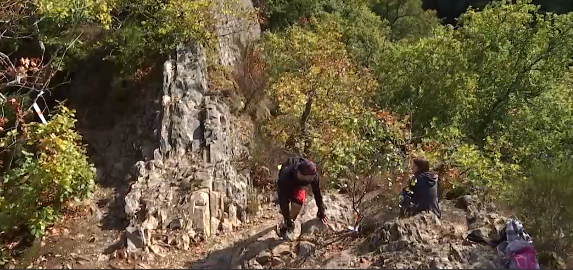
(276, 157, 325, 221)
(408, 171, 441, 218)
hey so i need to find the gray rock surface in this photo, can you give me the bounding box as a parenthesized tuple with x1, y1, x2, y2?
(122, 0, 260, 249)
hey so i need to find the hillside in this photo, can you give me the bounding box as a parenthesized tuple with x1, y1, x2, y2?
(17, 191, 537, 269)
(2, 0, 573, 269)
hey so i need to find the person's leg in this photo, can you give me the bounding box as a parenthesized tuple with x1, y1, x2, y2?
(286, 187, 306, 232)
(289, 202, 303, 221)
(277, 184, 292, 236)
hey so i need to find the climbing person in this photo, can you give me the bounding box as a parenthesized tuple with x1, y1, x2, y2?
(276, 156, 328, 239)
(399, 157, 441, 218)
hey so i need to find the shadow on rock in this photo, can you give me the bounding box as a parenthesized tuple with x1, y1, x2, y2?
(186, 226, 284, 269)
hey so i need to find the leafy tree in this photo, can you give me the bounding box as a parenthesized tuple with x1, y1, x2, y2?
(499, 70, 573, 165)
(456, 0, 573, 141)
(322, 6, 390, 68)
(375, 27, 475, 135)
(376, 0, 573, 143)
(371, 0, 441, 40)
(259, 0, 364, 30)
(261, 19, 382, 178)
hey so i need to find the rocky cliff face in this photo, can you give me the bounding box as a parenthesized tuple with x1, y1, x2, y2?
(123, 0, 260, 250)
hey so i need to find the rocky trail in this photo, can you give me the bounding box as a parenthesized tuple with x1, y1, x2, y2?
(10, 188, 515, 270)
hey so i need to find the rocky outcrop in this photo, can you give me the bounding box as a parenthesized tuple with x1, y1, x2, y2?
(189, 192, 356, 269)
(215, 0, 261, 67)
(365, 211, 502, 269)
(123, 0, 260, 250)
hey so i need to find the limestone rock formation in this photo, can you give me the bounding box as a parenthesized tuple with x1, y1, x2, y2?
(365, 211, 503, 269)
(123, 0, 260, 250)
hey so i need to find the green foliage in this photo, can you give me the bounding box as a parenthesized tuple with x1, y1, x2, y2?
(500, 71, 573, 165)
(259, 0, 573, 200)
(0, 105, 96, 237)
(456, 0, 573, 141)
(377, 0, 573, 161)
(3, 0, 248, 76)
(37, 0, 114, 28)
(261, 18, 385, 179)
(376, 29, 475, 134)
(371, 0, 440, 40)
(321, 6, 390, 67)
(260, 0, 364, 30)
(511, 160, 573, 258)
(37, 0, 220, 73)
(448, 141, 520, 199)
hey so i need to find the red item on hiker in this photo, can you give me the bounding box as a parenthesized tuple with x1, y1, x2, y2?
(292, 188, 306, 204)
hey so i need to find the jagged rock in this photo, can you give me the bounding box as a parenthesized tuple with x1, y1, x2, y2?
(271, 257, 283, 266)
(169, 219, 181, 230)
(221, 218, 233, 232)
(122, 0, 259, 249)
(298, 193, 354, 234)
(191, 191, 211, 236)
(272, 243, 294, 257)
(297, 241, 316, 257)
(142, 215, 158, 231)
(148, 245, 165, 257)
(181, 233, 191, 250)
(255, 250, 272, 264)
(246, 259, 264, 269)
(301, 219, 327, 235)
(430, 257, 452, 269)
(456, 195, 473, 210)
(228, 204, 238, 226)
(215, 0, 261, 67)
(211, 217, 220, 235)
(125, 226, 144, 250)
(449, 243, 465, 262)
(473, 260, 498, 269)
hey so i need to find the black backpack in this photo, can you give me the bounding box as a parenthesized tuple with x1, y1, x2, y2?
(278, 156, 301, 179)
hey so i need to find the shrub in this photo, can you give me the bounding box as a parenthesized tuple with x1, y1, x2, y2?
(511, 160, 573, 264)
(0, 105, 96, 237)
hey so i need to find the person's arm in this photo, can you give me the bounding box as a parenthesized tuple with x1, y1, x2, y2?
(311, 175, 326, 218)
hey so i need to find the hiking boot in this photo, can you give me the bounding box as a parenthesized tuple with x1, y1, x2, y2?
(277, 219, 295, 239)
(286, 219, 295, 233)
(286, 223, 294, 233)
(278, 225, 288, 237)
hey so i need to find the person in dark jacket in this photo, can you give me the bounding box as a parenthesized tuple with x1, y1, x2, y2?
(401, 157, 441, 218)
(276, 157, 328, 238)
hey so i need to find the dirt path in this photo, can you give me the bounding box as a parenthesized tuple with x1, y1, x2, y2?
(14, 191, 353, 269)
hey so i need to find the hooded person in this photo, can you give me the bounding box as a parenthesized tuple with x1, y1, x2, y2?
(403, 157, 441, 218)
(276, 157, 328, 238)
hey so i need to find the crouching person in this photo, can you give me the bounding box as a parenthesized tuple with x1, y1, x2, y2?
(401, 157, 441, 218)
(276, 157, 328, 239)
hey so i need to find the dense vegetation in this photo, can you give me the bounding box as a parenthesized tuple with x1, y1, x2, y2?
(2, 0, 573, 266)
(258, 0, 573, 262)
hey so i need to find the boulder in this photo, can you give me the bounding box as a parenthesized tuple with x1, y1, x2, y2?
(297, 241, 316, 257)
(125, 226, 144, 250)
